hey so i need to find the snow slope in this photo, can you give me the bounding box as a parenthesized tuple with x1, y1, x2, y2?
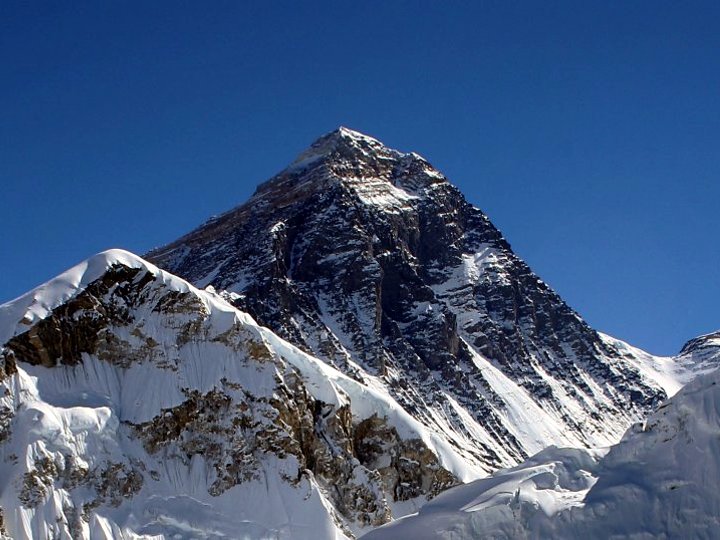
(365, 356, 720, 539)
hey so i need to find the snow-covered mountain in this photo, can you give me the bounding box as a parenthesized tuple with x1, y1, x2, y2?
(0, 128, 713, 539)
(0, 250, 480, 539)
(364, 339, 720, 539)
(148, 127, 671, 470)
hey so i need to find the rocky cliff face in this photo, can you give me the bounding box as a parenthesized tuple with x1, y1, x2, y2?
(148, 127, 668, 469)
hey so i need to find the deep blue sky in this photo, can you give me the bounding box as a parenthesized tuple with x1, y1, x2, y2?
(1, 2, 718, 355)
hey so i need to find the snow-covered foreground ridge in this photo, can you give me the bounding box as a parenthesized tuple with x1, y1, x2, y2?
(365, 355, 720, 539)
(0, 249, 484, 539)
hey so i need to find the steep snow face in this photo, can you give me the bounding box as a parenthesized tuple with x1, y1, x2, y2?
(0, 250, 482, 539)
(365, 359, 720, 540)
(148, 128, 676, 473)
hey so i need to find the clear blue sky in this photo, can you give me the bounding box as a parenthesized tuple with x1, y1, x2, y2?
(1, 2, 718, 355)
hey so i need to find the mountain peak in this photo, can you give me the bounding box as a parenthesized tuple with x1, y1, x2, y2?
(334, 125, 381, 142)
(321, 126, 387, 148)
(287, 127, 404, 173)
(0, 249, 189, 345)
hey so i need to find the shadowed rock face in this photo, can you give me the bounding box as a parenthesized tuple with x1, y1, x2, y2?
(148, 128, 666, 468)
